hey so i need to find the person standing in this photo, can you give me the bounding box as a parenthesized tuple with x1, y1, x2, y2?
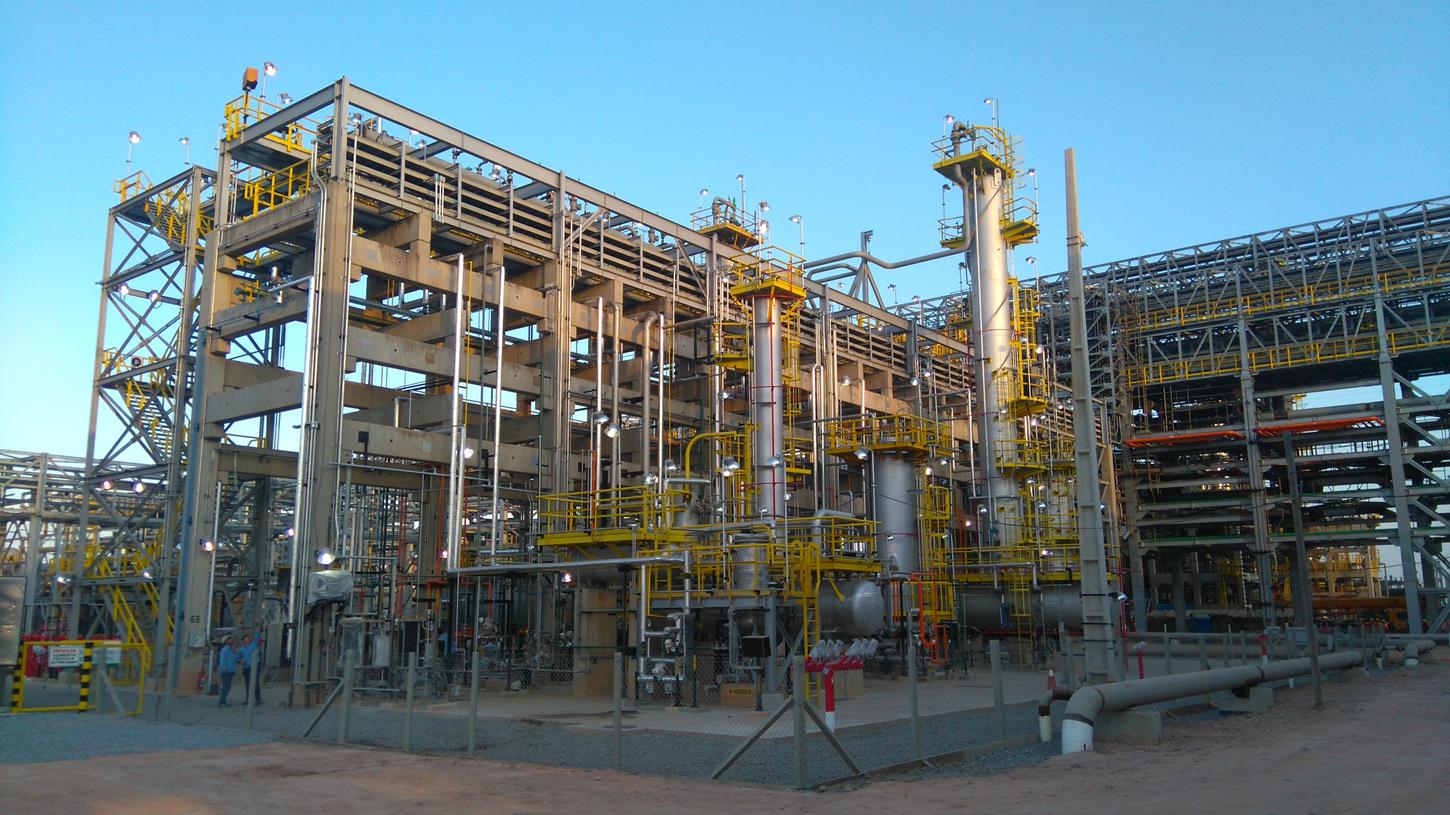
(217, 636, 239, 707)
(239, 632, 264, 705)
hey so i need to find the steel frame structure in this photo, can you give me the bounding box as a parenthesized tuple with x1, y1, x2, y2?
(1037, 197, 1450, 634)
(145, 78, 982, 701)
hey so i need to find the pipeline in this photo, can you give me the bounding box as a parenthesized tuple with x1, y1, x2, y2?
(1059, 650, 1364, 753)
(1402, 639, 1436, 667)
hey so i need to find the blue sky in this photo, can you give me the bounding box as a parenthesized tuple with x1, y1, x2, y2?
(1, 0, 1447, 460)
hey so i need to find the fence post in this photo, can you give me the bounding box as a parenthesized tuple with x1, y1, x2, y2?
(79, 641, 94, 713)
(403, 652, 417, 751)
(907, 612, 922, 762)
(338, 649, 353, 744)
(793, 654, 807, 789)
(467, 648, 480, 755)
(612, 651, 623, 771)
(989, 639, 1005, 741)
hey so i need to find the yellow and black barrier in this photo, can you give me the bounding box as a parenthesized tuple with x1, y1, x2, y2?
(7, 639, 134, 714)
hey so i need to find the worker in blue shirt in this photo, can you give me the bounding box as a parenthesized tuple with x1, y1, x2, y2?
(239, 632, 265, 705)
(216, 636, 240, 707)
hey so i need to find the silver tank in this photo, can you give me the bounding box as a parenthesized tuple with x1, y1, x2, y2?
(819, 579, 885, 636)
(957, 585, 1083, 629)
(873, 454, 920, 573)
(731, 533, 769, 592)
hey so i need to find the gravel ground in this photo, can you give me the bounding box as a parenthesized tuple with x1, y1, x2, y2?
(0, 713, 273, 764)
(8, 679, 1052, 788)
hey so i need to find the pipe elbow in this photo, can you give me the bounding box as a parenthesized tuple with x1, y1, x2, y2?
(1060, 686, 1105, 754)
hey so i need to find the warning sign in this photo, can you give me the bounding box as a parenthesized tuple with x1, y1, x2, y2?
(47, 645, 84, 668)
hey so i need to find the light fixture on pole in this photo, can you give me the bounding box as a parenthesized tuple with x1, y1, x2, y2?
(126, 131, 140, 167)
(983, 97, 998, 128)
(179, 136, 190, 165)
(278, 92, 293, 106)
(943, 113, 955, 135)
(698, 187, 709, 209)
(261, 61, 277, 97)
(789, 214, 803, 256)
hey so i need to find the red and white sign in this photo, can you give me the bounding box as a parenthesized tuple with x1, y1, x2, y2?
(47, 645, 84, 668)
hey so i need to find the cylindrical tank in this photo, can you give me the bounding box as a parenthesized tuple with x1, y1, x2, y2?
(731, 533, 769, 592)
(873, 454, 920, 573)
(957, 585, 1083, 629)
(819, 579, 885, 636)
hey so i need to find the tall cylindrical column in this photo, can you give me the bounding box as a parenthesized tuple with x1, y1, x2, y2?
(751, 295, 786, 519)
(965, 169, 1019, 551)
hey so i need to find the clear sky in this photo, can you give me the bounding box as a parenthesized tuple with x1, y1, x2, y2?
(1, 0, 1446, 460)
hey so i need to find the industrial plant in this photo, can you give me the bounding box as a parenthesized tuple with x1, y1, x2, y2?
(2, 74, 1445, 778)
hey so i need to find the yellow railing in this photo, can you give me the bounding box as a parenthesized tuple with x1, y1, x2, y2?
(1123, 322, 1450, 387)
(823, 413, 952, 456)
(1121, 261, 1450, 334)
(537, 486, 687, 534)
(114, 171, 152, 203)
(143, 187, 214, 250)
(690, 197, 759, 237)
(240, 157, 313, 221)
(223, 93, 314, 154)
(993, 438, 1047, 472)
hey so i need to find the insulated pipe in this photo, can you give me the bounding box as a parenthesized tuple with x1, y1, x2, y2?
(448, 555, 684, 577)
(657, 318, 667, 483)
(1037, 687, 1075, 743)
(611, 301, 622, 489)
(1060, 650, 1364, 753)
(489, 260, 506, 562)
(641, 313, 658, 484)
(810, 363, 824, 510)
(1403, 639, 1435, 667)
(445, 254, 466, 566)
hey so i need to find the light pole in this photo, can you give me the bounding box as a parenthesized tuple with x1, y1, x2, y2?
(179, 136, 190, 166)
(942, 113, 955, 136)
(126, 131, 140, 168)
(983, 97, 998, 128)
(789, 214, 803, 257)
(261, 61, 277, 98)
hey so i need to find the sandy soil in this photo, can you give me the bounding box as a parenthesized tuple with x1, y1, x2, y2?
(2, 659, 1445, 815)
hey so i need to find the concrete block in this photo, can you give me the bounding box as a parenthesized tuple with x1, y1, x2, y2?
(1211, 685, 1274, 713)
(1096, 709, 1163, 744)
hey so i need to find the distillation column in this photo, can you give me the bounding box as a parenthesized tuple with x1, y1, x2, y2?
(961, 152, 1021, 555)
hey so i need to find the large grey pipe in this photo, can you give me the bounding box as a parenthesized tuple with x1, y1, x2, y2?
(1403, 639, 1436, 667)
(1059, 650, 1364, 753)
